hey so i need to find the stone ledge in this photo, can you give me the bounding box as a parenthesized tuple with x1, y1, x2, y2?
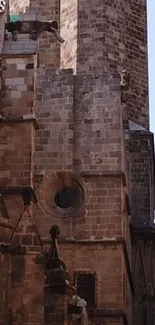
(0, 244, 26, 254)
(89, 309, 128, 325)
(3, 33, 38, 55)
(2, 53, 36, 57)
(0, 113, 38, 129)
(80, 170, 126, 185)
(43, 235, 126, 244)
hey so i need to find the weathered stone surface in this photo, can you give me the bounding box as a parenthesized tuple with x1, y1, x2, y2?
(9, 0, 30, 14)
(0, 1, 153, 325)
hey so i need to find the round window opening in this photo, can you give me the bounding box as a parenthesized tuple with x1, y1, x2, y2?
(54, 181, 84, 211)
(55, 187, 74, 209)
(38, 172, 86, 217)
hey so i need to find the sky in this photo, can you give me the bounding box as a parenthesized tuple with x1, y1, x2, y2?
(147, 0, 155, 133)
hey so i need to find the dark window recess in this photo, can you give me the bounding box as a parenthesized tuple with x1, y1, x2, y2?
(26, 63, 34, 69)
(54, 183, 83, 210)
(76, 273, 96, 307)
(55, 187, 74, 209)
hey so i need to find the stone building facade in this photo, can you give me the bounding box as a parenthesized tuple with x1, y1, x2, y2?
(0, 1, 155, 325)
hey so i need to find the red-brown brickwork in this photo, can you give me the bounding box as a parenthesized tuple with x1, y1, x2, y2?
(0, 55, 36, 187)
(1, 57, 35, 117)
(30, 0, 60, 67)
(0, 123, 33, 186)
(59, 242, 124, 309)
(0, 1, 153, 325)
(34, 68, 74, 180)
(34, 174, 124, 240)
(9, 209, 44, 325)
(9, 254, 44, 325)
(0, 254, 9, 325)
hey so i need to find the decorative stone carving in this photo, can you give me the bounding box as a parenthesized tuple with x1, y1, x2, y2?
(120, 69, 130, 90)
(70, 295, 89, 325)
(120, 69, 130, 103)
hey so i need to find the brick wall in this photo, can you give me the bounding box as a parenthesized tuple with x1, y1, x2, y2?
(9, 254, 44, 325)
(34, 174, 123, 240)
(61, 0, 149, 129)
(0, 122, 33, 186)
(129, 132, 154, 224)
(73, 74, 122, 172)
(61, 0, 125, 75)
(32, 67, 126, 240)
(0, 56, 36, 186)
(73, 175, 123, 239)
(34, 70, 122, 176)
(30, 0, 60, 67)
(34, 68, 74, 180)
(9, 253, 44, 325)
(33, 68, 74, 236)
(9, 209, 44, 325)
(9, 0, 149, 130)
(1, 57, 35, 117)
(0, 254, 9, 325)
(125, 0, 149, 128)
(0, 1, 140, 324)
(59, 242, 124, 309)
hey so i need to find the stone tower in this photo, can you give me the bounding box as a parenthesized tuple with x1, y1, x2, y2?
(0, 1, 154, 325)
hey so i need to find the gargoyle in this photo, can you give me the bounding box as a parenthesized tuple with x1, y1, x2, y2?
(5, 20, 65, 43)
(120, 69, 130, 90)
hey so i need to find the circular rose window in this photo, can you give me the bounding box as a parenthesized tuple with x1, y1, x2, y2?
(38, 172, 86, 217)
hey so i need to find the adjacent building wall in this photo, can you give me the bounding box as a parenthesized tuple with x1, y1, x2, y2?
(9, 0, 30, 14)
(125, 0, 149, 129)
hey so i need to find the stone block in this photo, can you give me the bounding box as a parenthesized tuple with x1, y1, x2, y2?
(10, 91, 22, 98)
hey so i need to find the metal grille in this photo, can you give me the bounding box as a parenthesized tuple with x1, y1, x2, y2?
(76, 273, 96, 308)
